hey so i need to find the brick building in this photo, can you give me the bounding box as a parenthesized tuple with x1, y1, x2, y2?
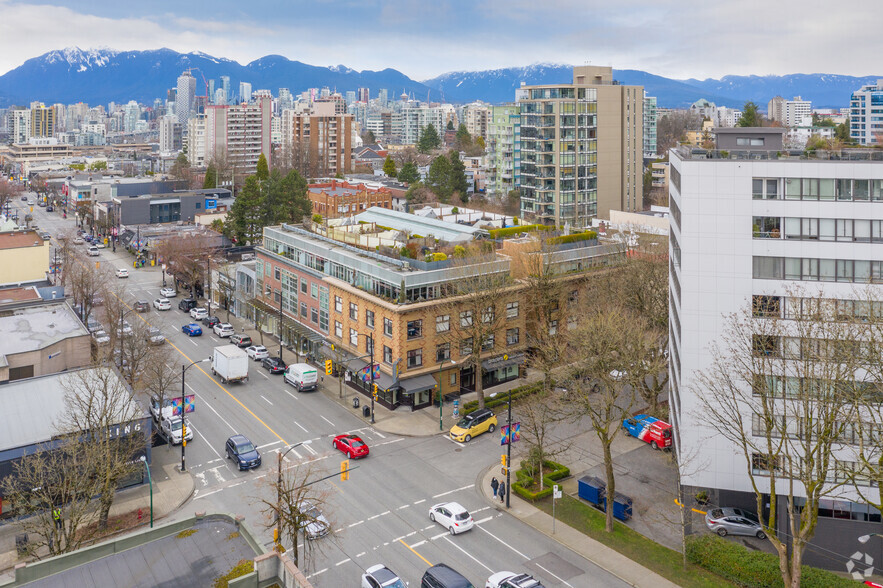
(308, 180, 393, 219)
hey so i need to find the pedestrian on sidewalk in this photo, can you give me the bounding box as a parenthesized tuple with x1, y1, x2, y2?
(52, 507, 62, 530)
(498, 481, 506, 503)
(491, 477, 499, 498)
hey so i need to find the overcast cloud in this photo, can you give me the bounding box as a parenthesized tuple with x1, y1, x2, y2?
(0, 0, 879, 80)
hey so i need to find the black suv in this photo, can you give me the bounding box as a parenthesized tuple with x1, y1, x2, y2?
(133, 300, 150, 313)
(421, 564, 472, 588)
(261, 356, 286, 374)
(202, 315, 221, 328)
(178, 298, 197, 312)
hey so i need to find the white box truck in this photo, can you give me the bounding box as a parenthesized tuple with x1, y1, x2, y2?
(284, 363, 318, 392)
(212, 344, 249, 383)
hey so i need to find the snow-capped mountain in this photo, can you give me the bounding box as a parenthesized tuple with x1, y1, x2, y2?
(0, 47, 438, 107)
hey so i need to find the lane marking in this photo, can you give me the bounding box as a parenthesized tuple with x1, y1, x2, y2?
(443, 536, 494, 573)
(397, 504, 410, 510)
(259, 371, 269, 379)
(431, 532, 447, 540)
(410, 540, 426, 548)
(432, 484, 473, 499)
(445, 435, 465, 447)
(306, 568, 327, 579)
(190, 339, 199, 347)
(193, 392, 238, 433)
(294, 421, 309, 433)
(304, 443, 318, 455)
(356, 552, 365, 558)
(321, 415, 334, 427)
(257, 440, 283, 450)
(398, 538, 432, 567)
(413, 499, 426, 505)
(536, 563, 575, 588)
(335, 558, 351, 566)
(372, 430, 386, 439)
(193, 428, 222, 459)
(260, 395, 273, 405)
(348, 521, 364, 528)
(282, 388, 299, 401)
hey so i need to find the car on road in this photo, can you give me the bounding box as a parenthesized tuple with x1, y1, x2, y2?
(160, 416, 192, 445)
(261, 356, 286, 374)
(178, 298, 197, 312)
(146, 327, 166, 345)
(449, 407, 497, 443)
(705, 507, 766, 539)
(46, 205, 53, 212)
(72, 237, 84, 244)
(133, 300, 149, 313)
(160, 287, 177, 298)
(422, 564, 473, 588)
(85, 315, 103, 333)
(333, 434, 369, 459)
(115, 321, 133, 337)
(622, 414, 672, 450)
(201, 315, 221, 328)
(246, 345, 269, 361)
(225, 434, 261, 470)
(181, 323, 203, 337)
(429, 502, 474, 535)
(486, 572, 546, 588)
(20, 195, 27, 201)
(87, 246, 99, 257)
(299, 502, 329, 540)
(153, 298, 171, 311)
(91, 330, 111, 346)
(94, 240, 106, 249)
(361, 564, 406, 588)
(190, 307, 208, 320)
(116, 268, 129, 278)
(230, 333, 252, 347)
(213, 323, 234, 337)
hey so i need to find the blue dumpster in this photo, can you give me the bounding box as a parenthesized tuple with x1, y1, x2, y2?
(610, 492, 633, 522)
(577, 476, 606, 510)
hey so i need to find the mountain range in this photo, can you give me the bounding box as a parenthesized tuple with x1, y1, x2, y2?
(0, 47, 878, 110)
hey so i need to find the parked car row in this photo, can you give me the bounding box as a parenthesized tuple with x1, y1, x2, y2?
(360, 561, 544, 588)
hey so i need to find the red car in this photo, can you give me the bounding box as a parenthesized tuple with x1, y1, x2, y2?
(333, 434, 369, 459)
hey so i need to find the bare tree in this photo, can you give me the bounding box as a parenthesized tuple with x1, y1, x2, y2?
(564, 304, 649, 532)
(215, 261, 237, 322)
(69, 251, 111, 323)
(57, 367, 145, 531)
(517, 388, 570, 490)
(259, 459, 334, 569)
(154, 233, 217, 300)
(139, 345, 182, 420)
(695, 291, 860, 588)
(0, 439, 102, 557)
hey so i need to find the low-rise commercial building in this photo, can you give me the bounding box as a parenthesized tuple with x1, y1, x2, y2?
(308, 180, 392, 219)
(0, 229, 51, 286)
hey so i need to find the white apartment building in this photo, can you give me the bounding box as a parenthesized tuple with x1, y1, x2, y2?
(10, 109, 30, 144)
(205, 95, 271, 176)
(158, 114, 179, 154)
(176, 70, 196, 126)
(186, 114, 206, 167)
(850, 80, 883, 145)
(768, 96, 812, 128)
(670, 130, 883, 569)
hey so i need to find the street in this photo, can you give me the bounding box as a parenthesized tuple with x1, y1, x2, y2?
(23, 196, 630, 587)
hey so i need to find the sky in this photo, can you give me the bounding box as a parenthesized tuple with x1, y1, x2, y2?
(0, 0, 881, 80)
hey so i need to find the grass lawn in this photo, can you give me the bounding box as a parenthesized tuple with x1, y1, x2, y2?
(534, 494, 734, 588)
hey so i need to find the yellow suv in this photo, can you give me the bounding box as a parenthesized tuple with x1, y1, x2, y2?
(449, 408, 497, 442)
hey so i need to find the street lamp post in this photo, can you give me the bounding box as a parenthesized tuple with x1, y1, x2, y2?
(139, 456, 153, 528)
(490, 386, 514, 509)
(180, 358, 210, 472)
(275, 440, 313, 546)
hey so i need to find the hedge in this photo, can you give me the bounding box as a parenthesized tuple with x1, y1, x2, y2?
(512, 460, 570, 501)
(547, 231, 598, 245)
(489, 224, 552, 239)
(685, 535, 854, 588)
(461, 381, 548, 416)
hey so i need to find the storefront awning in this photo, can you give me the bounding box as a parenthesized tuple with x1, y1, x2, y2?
(481, 352, 525, 371)
(324, 345, 397, 390)
(400, 373, 439, 395)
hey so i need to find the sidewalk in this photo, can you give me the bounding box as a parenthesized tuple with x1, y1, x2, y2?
(0, 442, 194, 581)
(476, 465, 680, 588)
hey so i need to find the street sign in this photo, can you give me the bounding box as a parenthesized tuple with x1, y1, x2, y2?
(553, 485, 562, 499)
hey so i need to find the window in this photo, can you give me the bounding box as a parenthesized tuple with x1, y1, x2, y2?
(460, 310, 473, 327)
(436, 314, 450, 333)
(301, 278, 308, 294)
(752, 178, 779, 200)
(436, 343, 451, 362)
(482, 306, 495, 323)
(461, 337, 473, 356)
(753, 216, 781, 238)
(407, 348, 423, 368)
(274, 267, 281, 280)
(311, 307, 319, 324)
(407, 320, 422, 339)
(334, 296, 342, 313)
(751, 453, 783, 476)
(334, 321, 342, 338)
(450, 372, 457, 386)
(350, 328, 358, 346)
(506, 302, 519, 319)
(384, 317, 393, 337)
(383, 345, 393, 364)
(752, 256, 784, 279)
(300, 302, 308, 318)
(752, 295, 781, 317)
(311, 283, 319, 299)
(507, 327, 520, 345)
(752, 334, 779, 356)
(349, 302, 358, 320)
(482, 333, 495, 351)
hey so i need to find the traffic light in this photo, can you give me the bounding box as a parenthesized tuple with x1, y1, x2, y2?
(372, 383, 379, 401)
(325, 359, 333, 375)
(340, 459, 350, 481)
(501, 455, 507, 467)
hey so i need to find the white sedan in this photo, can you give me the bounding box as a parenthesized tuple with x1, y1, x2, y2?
(428, 501, 474, 535)
(190, 307, 208, 320)
(246, 345, 269, 361)
(486, 572, 545, 588)
(116, 268, 129, 278)
(160, 287, 177, 298)
(153, 298, 171, 311)
(361, 564, 406, 588)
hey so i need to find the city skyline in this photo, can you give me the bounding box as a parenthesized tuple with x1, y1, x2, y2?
(0, 0, 880, 81)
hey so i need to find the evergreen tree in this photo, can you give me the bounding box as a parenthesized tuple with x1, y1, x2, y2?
(427, 155, 452, 201)
(203, 164, 217, 189)
(362, 130, 376, 145)
(417, 124, 441, 154)
(446, 120, 454, 131)
(228, 176, 264, 245)
(382, 155, 397, 178)
(455, 124, 472, 151)
(398, 161, 420, 185)
(737, 101, 761, 127)
(263, 169, 311, 225)
(169, 153, 190, 180)
(835, 117, 851, 143)
(475, 136, 486, 150)
(449, 150, 469, 203)
(256, 153, 270, 182)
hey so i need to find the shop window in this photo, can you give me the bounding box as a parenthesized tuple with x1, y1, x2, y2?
(407, 348, 423, 368)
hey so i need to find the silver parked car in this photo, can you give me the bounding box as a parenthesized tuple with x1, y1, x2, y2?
(705, 507, 766, 539)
